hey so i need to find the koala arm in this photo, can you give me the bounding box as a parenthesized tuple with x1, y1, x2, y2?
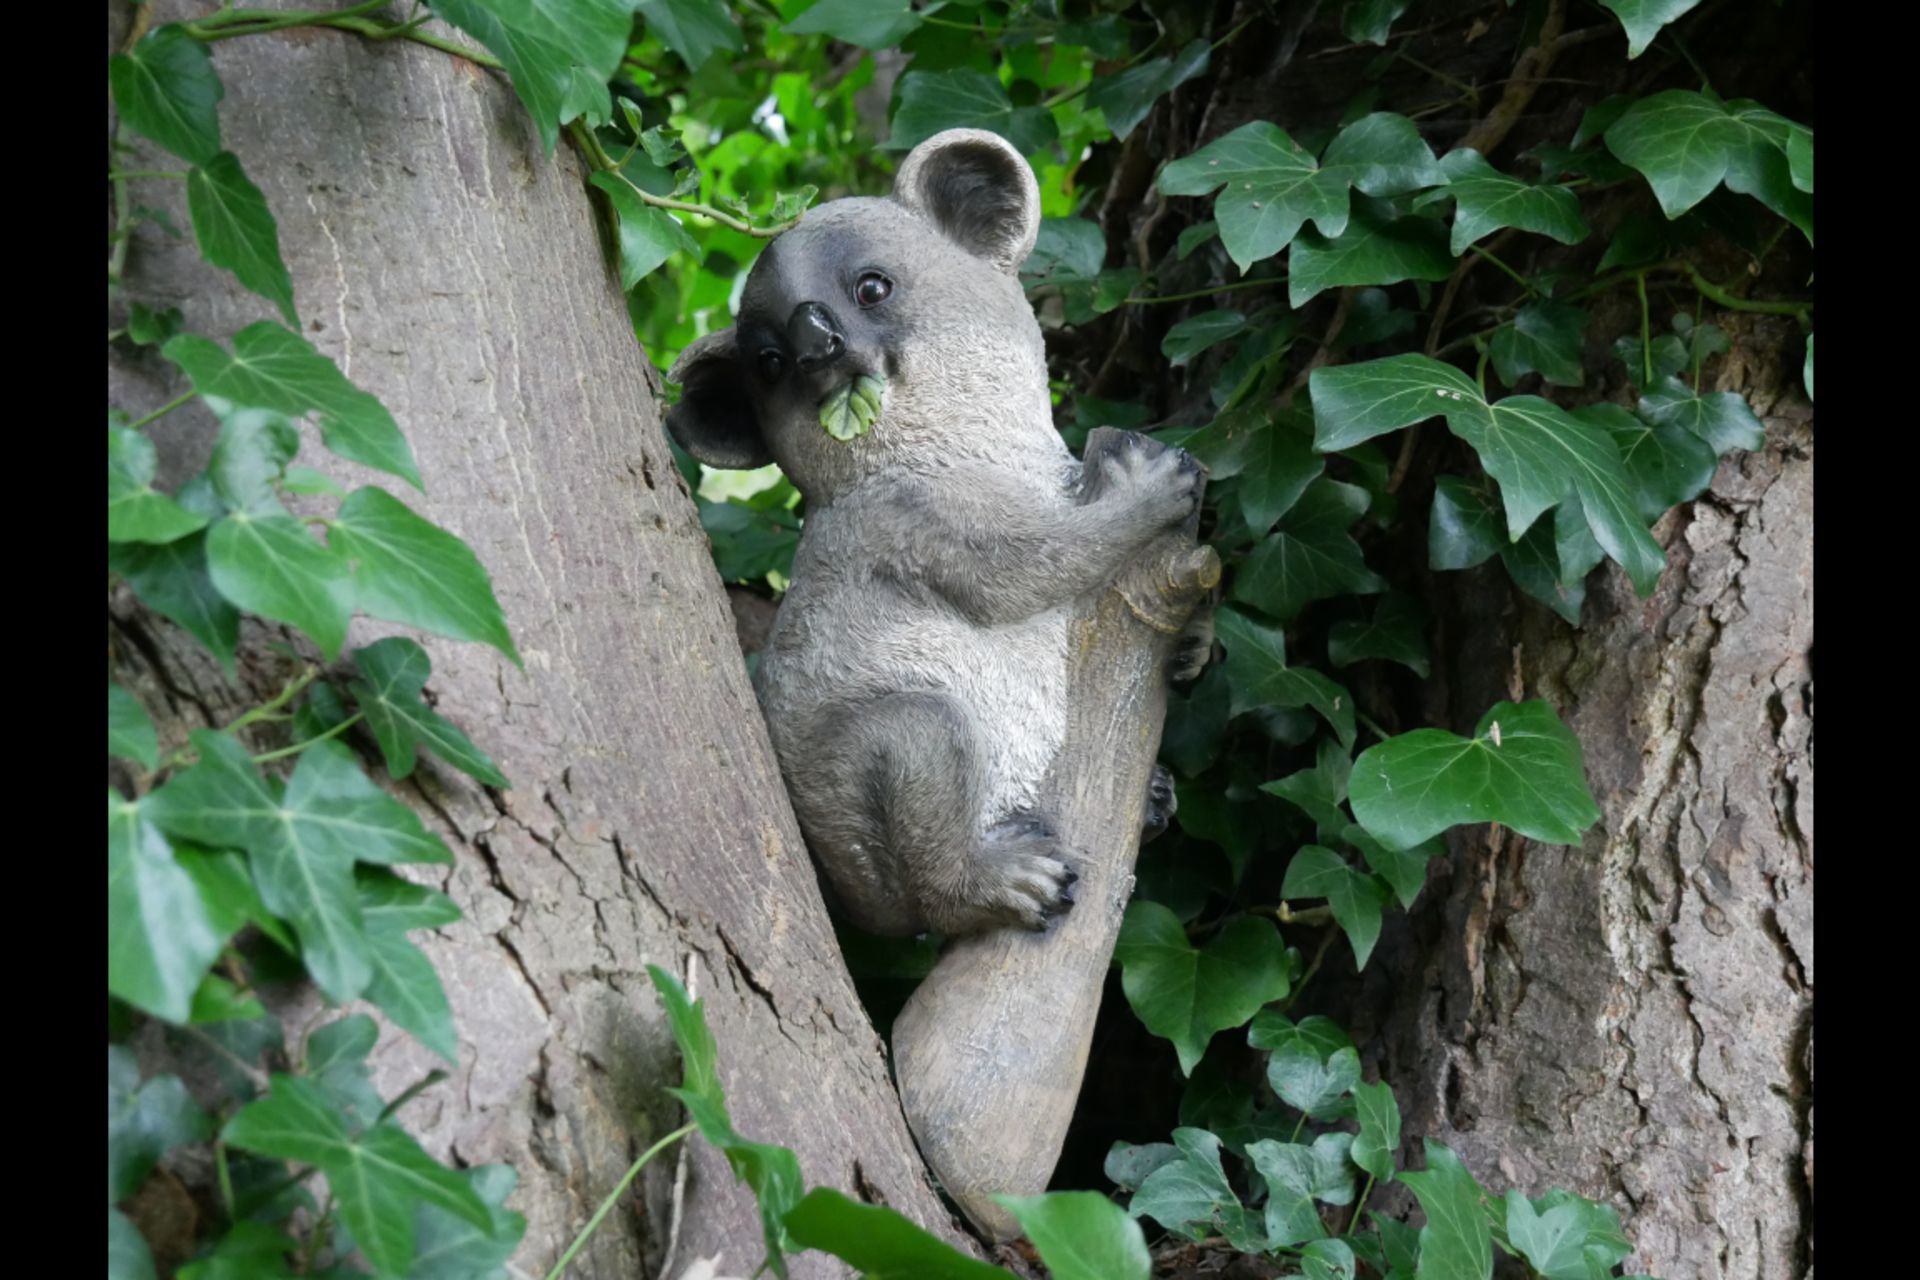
(864, 442, 1200, 626)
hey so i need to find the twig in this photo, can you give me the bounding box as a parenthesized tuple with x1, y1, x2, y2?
(658, 952, 698, 1279)
(1456, 0, 1566, 157)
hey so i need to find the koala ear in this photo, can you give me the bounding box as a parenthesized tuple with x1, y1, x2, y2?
(892, 128, 1041, 275)
(665, 329, 772, 470)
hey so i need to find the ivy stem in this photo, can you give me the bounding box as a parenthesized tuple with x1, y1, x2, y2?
(376, 1069, 449, 1124)
(299, 1196, 335, 1270)
(1121, 275, 1282, 306)
(1346, 1172, 1377, 1234)
(1469, 247, 1535, 298)
(126, 390, 197, 430)
(1635, 272, 1652, 386)
(215, 1139, 236, 1221)
(225, 669, 319, 732)
(182, 1, 503, 68)
(251, 712, 364, 763)
(569, 121, 798, 239)
(1687, 267, 1810, 317)
(108, 169, 189, 181)
(1273, 902, 1332, 926)
(544, 1124, 696, 1280)
(1289, 1113, 1308, 1143)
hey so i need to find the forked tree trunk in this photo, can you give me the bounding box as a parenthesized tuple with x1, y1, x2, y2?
(108, 6, 967, 1274)
(1357, 314, 1813, 1280)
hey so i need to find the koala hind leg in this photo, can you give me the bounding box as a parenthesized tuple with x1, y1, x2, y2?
(792, 692, 1076, 937)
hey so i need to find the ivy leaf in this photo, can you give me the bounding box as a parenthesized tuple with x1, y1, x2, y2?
(1159, 122, 1352, 272)
(1611, 333, 1689, 390)
(1246, 1140, 1330, 1246)
(1282, 846, 1388, 969)
(206, 511, 353, 659)
(1261, 737, 1354, 841)
(647, 965, 804, 1274)
(1502, 518, 1584, 624)
(109, 684, 160, 769)
(1105, 1141, 1181, 1192)
(434, 0, 644, 151)
(1504, 1191, 1588, 1279)
(1637, 375, 1765, 454)
(1599, 0, 1704, 59)
(164, 324, 422, 490)
(1553, 496, 1604, 586)
(1162, 310, 1249, 367)
(1420, 150, 1589, 256)
(110, 26, 223, 165)
(1400, 1141, 1494, 1280)
(223, 1075, 493, 1276)
(1185, 406, 1324, 532)
(359, 867, 464, 934)
(1115, 901, 1291, 1074)
(1310, 354, 1664, 595)
(1488, 301, 1588, 388)
(1803, 334, 1813, 400)
(635, 0, 742, 69)
(1342, 0, 1409, 44)
(108, 792, 226, 1023)
(1604, 91, 1812, 242)
(187, 154, 297, 326)
(1578, 403, 1715, 521)
(175, 1222, 299, 1280)
(350, 638, 507, 787)
(700, 498, 801, 584)
(1213, 607, 1357, 747)
(364, 931, 458, 1062)
(1269, 1043, 1361, 1119)
(1231, 480, 1387, 625)
(782, 1187, 1009, 1279)
(1351, 1079, 1403, 1180)
(1089, 39, 1210, 141)
(112, 534, 240, 672)
(1428, 476, 1502, 571)
(109, 1209, 156, 1280)
(127, 302, 186, 347)
(1287, 198, 1453, 307)
(1349, 700, 1601, 851)
(148, 733, 448, 1000)
(1304, 1238, 1359, 1280)
(1177, 221, 1220, 259)
(589, 172, 700, 287)
(1787, 129, 1813, 193)
(1321, 113, 1446, 197)
(889, 69, 1058, 155)
(109, 1045, 214, 1202)
(1249, 1011, 1354, 1059)
(997, 1192, 1152, 1280)
(1329, 593, 1429, 677)
(1341, 823, 1438, 909)
(1128, 1129, 1266, 1250)
(109, 422, 208, 544)
(408, 1164, 528, 1280)
(332, 487, 520, 663)
(783, 0, 921, 48)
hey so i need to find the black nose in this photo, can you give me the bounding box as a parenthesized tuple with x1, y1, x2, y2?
(787, 302, 846, 372)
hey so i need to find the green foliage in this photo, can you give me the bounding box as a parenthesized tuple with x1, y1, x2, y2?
(111, 0, 1808, 1272)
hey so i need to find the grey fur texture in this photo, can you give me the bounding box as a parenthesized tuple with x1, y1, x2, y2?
(668, 129, 1203, 937)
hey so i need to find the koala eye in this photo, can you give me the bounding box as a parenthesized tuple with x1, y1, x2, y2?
(854, 272, 893, 308)
(757, 349, 786, 383)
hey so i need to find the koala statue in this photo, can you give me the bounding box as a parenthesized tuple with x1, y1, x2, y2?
(666, 128, 1203, 939)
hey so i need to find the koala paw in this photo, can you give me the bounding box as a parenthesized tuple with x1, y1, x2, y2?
(1143, 764, 1178, 842)
(1095, 435, 1204, 530)
(977, 812, 1077, 930)
(1170, 605, 1215, 685)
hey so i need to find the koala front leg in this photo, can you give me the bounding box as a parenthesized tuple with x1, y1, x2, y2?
(873, 433, 1204, 627)
(786, 692, 1077, 937)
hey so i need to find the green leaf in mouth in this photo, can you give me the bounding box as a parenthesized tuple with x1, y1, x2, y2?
(820, 373, 886, 441)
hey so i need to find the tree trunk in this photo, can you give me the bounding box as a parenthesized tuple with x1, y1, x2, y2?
(1359, 313, 1813, 1280)
(108, 6, 966, 1274)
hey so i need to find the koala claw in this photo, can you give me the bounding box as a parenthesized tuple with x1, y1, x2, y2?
(1142, 763, 1178, 842)
(979, 812, 1076, 930)
(1094, 435, 1204, 530)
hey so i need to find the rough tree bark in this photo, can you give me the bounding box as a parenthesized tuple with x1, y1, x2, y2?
(1357, 314, 1813, 1280)
(108, 7, 968, 1275)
